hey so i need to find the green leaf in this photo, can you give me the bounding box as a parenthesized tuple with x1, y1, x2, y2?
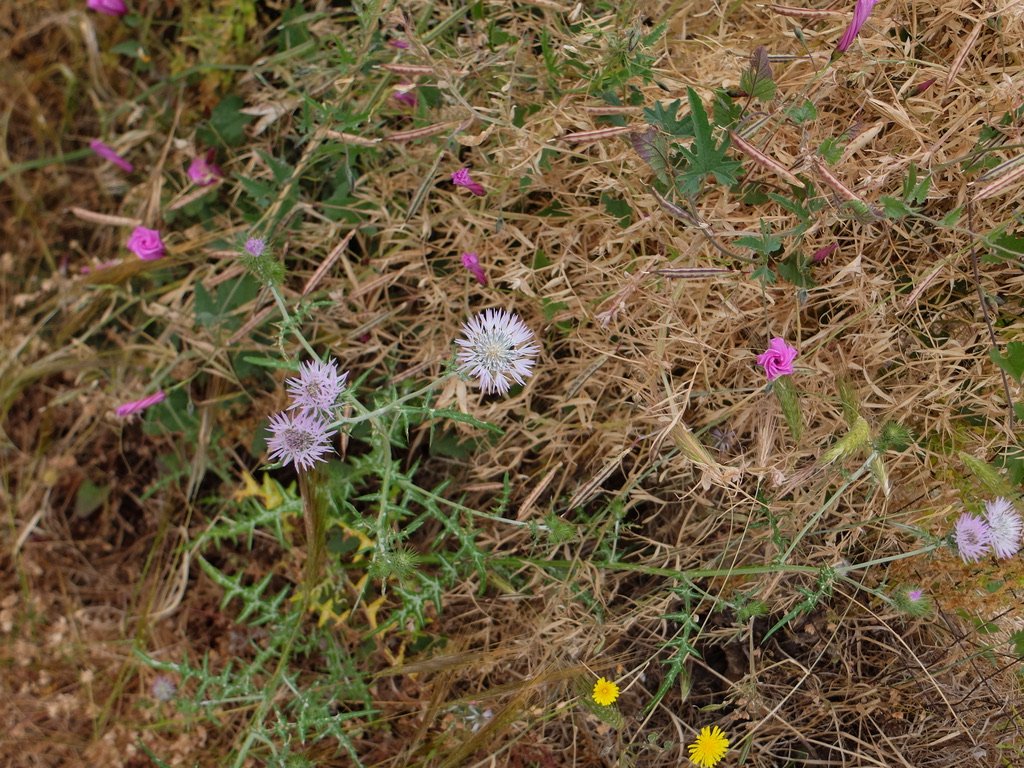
(198, 94, 255, 148)
(735, 219, 782, 256)
(643, 99, 692, 137)
(675, 88, 743, 195)
(601, 193, 633, 228)
(787, 99, 817, 125)
(739, 48, 776, 102)
(818, 136, 844, 165)
(880, 196, 915, 219)
(1011, 630, 1024, 659)
(990, 341, 1024, 382)
(985, 231, 1024, 264)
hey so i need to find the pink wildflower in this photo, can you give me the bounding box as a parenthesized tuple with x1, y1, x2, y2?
(389, 38, 410, 49)
(87, 0, 127, 16)
(756, 338, 798, 381)
(89, 140, 133, 173)
(812, 243, 838, 263)
(834, 0, 878, 56)
(461, 252, 488, 286)
(451, 167, 485, 196)
(186, 149, 223, 186)
(126, 226, 166, 261)
(914, 78, 937, 95)
(393, 85, 418, 108)
(115, 391, 166, 417)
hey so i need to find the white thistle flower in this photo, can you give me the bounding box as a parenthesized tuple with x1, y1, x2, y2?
(984, 497, 1022, 559)
(455, 309, 539, 395)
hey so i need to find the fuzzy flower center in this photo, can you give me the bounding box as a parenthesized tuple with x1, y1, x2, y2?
(284, 427, 315, 452)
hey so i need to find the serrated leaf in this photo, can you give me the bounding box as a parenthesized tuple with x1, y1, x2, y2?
(676, 87, 743, 195)
(644, 99, 692, 137)
(787, 99, 817, 124)
(880, 196, 915, 219)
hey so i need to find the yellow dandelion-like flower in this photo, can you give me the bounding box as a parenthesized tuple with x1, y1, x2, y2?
(591, 677, 620, 706)
(688, 725, 729, 768)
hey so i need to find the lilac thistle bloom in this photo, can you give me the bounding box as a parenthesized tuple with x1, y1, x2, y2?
(150, 675, 177, 702)
(894, 584, 932, 617)
(451, 167, 486, 196)
(266, 410, 335, 471)
(89, 140, 133, 173)
(244, 237, 266, 257)
(87, 0, 127, 16)
(834, 0, 878, 56)
(983, 497, 1022, 559)
(756, 338, 798, 381)
(286, 358, 348, 415)
(115, 391, 166, 417)
(953, 512, 992, 563)
(455, 308, 539, 395)
(127, 226, 165, 261)
(460, 252, 488, 286)
(186, 149, 223, 186)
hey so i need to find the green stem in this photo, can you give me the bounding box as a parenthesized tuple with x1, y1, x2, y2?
(268, 284, 318, 360)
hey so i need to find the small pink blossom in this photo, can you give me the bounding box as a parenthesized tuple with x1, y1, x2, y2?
(914, 78, 937, 95)
(127, 226, 165, 261)
(87, 0, 127, 16)
(461, 252, 488, 286)
(451, 167, 485, 196)
(393, 86, 418, 108)
(115, 391, 165, 417)
(812, 243, 838, 263)
(834, 0, 878, 55)
(89, 140, 133, 173)
(389, 38, 410, 49)
(756, 338, 799, 381)
(186, 149, 223, 186)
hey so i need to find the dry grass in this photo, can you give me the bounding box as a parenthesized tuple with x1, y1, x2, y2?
(2, 0, 1023, 766)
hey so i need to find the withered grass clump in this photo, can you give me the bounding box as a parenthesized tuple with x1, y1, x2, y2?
(2, 0, 1023, 766)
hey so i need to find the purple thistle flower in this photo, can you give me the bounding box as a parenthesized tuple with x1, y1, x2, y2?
(244, 237, 266, 257)
(451, 167, 486, 196)
(115, 390, 166, 417)
(266, 410, 335, 471)
(983, 497, 1022, 559)
(89, 139, 133, 173)
(455, 309, 539, 395)
(285, 358, 348, 415)
(460, 252, 488, 286)
(150, 675, 177, 702)
(954, 512, 992, 563)
(834, 0, 878, 56)
(893, 584, 932, 617)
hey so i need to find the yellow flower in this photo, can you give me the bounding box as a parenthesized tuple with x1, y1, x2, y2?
(591, 676, 620, 706)
(688, 725, 729, 768)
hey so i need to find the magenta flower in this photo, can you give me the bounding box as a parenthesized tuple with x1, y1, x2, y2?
(461, 252, 488, 286)
(953, 513, 992, 563)
(393, 86, 418, 108)
(983, 497, 1022, 559)
(914, 78, 937, 95)
(286, 358, 348, 415)
(451, 167, 485, 196)
(186, 149, 223, 186)
(812, 243, 838, 263)
(266, 410, 335, 471)
(89, 140, 133, 173)
(87, 0, 127, 16)
(455, 309, 539, 395)
(389, 38, 410, 49)
(115, 391, 166, 417)
(126, 226, 165, 261)
(756, 338, 798, 381)
(835, 0, 878, 55)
